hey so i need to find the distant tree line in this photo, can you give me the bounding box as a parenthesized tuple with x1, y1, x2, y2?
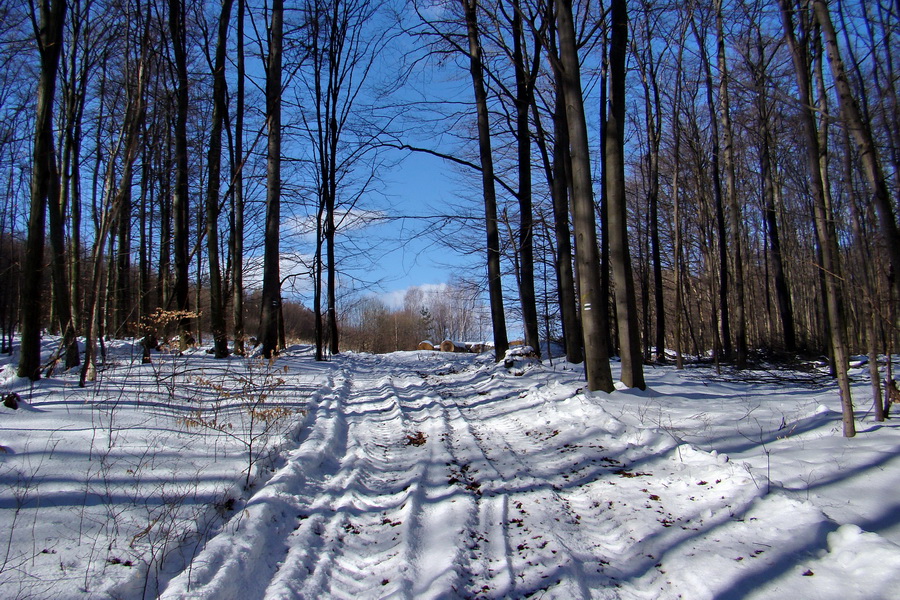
(341, 282, 492, 353)
(1, 0, 898, 435)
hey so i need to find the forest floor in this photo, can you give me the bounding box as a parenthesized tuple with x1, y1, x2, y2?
(2, 339, 900, 599)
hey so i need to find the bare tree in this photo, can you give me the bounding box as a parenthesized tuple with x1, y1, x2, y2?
(260, 0, 284, 359)
(18, 0, 66, 380)
(554, 0, 613, 391)
(634, 0, 665, 363)
(463, 0, 510, 361)
(606, 0, 645, 389)
(231, 0, 247, 356)
(715, 0, 747, 367)
(168, 0, 193, 350)
(779, 0, 854, 437)
(812, 0, 900, 304)
(205, 0, 236, 358)
(690, 5, 731, 364)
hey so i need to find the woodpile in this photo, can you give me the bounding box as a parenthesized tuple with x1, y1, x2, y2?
(417, 341, 435, 351)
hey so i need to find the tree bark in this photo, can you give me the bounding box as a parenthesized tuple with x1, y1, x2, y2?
(752, 31, 796, 352)
(463, 0, 509, 362)
(606, 0, 645, 389)
(716, 0, 746, 367)
(555, 0, 613, 391)
(551, 78, 583, 363)
(692, 11, 731, 363)
(81, 55, 147, 385)
(636, 3, 665, 363)
(232, 0, 246, 356)
(779, 0, 855, 437)
(260, 0, 284, 359)
(19, 0, 67, 380)
(511, 0, 540, 356)
(168, 0, 192, 350)
(206, 0, 235, 359)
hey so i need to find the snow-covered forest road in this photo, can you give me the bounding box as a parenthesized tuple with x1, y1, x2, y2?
(154, 350, 900, 600)
(4, 344, 900, 598)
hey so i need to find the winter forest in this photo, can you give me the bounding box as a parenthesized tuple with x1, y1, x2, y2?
(2, 0, 900, 597)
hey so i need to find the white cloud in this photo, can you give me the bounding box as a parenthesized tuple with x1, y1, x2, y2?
(377, 282, 449, 310)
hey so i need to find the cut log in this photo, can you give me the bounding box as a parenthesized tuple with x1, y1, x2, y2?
(440, 340, 468, 353)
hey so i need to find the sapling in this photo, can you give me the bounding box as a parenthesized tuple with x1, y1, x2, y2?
(182, 358, 301, 488)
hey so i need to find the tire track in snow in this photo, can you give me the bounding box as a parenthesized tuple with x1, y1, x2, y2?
(262, 355, 475, 599)
(264, 362, 415, 598)
(468, 389, 690, 599)
(444, 369, 762, 600)
(164, 353, 729, 599)
(432, 377, 610, 600)
(158, 367, 351, 599)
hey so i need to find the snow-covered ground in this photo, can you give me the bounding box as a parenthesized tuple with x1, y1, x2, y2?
(2, 339, 900, 599)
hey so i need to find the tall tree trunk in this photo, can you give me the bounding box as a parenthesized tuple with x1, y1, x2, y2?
(62, 0, 85, 337)
(260, 0, 284, 359)
(672, 15, 688, 370)
(716, 0, 746, 367)
(326, 171, 338, 355)
(49, 87, 77, 367)
(232, 0, 246, 356)
(511, 0, 540, 356)
(780, 0, 855, 437)
(550, 77, 583, 363)
(59, 1, 86, 369)
(169, 0, 192, 349)
(158, 137, 172, 310)
(206, 0, 235, 359)
(844, 129, 884, 420)
(529, 15, 582, 363)
(81, 57, 147, 385)
(555, 0, 613, 391)
(463, 0, 509, 361)
(606, 0, 644, 389)
(692, 11, 731, 362)
(637, 5, 665, 363)
(19, 0, 66, 380)
(114, 178, 132, 336)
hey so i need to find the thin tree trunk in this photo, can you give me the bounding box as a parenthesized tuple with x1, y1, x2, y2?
(169, 0, 192, 349)
(260, 0, 284, 359)
(692, 11, 731, 362)
(49, 84, 77, 368)
(114, 176, 132, 336)
(716, 0, 746, 367)
(463, 0, 509, 361)
(813, 0, 900, 305)
(637, 1, 665, 363)
(81, 56, 147, 385)
(205, 0, 235, 358)
(550, 78, 583, 363)
(606, 0, 645, 389)
(232, 0, 246, 356)
(529, 22, 582, 363)
(511, 0, 540, 356)
(752, 32, 796, 352)
(672, 15, 687, 369)
(780, 0, 855, 437)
